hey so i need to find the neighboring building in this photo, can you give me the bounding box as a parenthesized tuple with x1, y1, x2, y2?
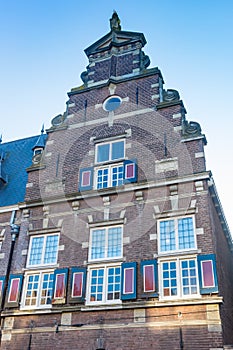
(0, 12, 233, 350)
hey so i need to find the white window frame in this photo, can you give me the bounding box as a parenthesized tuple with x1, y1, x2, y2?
(88, 225, 123, 262)
(94, 163, 124, 189)
(86, 263, 122, 305)
(158, 215, 197, 255)
(26, 233, 59, 268)
(159, 256, 200, 300)
(95, 139, 125, 164)
(21, 270, 54, 310)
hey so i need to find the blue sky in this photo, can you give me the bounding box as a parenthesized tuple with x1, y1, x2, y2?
(0, 0, 233, 233)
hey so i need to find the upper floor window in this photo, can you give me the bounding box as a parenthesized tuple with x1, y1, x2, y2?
(103, 96, 122, 112)
(95, 164, 124, 189)
(79, 138, 137, 191)
(89, 226, 123, 261)
(158, 217, 196, 253)
(27, 234, 59, 267)
(95, 140, 125, 164)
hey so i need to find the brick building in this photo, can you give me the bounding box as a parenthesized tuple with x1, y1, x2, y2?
(0, 12, 233, 350)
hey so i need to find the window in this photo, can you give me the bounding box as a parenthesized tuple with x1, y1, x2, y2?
(87, 225, 123, 304)
(89, 226, 123, 261)
(103, 96, 122, 112)
(96, 164, 124, 189)
(158, 217, 196, 253)
(87, 265, 121, 304)
(95, 140, 125, 164)
(160, 257, 199, 299)
(22, 271, 54, 309)
(27, 234, 59, 267)
(22, 234, 59, 309)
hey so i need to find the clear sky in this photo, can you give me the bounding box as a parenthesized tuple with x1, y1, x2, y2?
(0, 1, 233, 233)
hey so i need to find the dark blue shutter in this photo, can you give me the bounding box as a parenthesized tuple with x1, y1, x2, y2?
(52, 268, 69, 304)
(0, 276, 5, 305)
(79, 167, 93, 191)
(197, 254, 218, 294)
(140, 259, 158, 297)
(70, 267, 87, 302)
(5, 274, 23, 307)
(121, 262, 137, 300)
(123, 159, 137, 184)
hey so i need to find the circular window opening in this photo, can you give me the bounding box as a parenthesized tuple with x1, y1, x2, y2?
(103, 96, 122, 112)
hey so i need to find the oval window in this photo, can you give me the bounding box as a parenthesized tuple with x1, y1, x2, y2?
(103, 96, 122, 112)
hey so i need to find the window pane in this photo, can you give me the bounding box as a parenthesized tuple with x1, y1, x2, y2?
(44, 235, 59, 264)
(91, 229, 105, 259)
(97, 168, 109, 189)
(107, 227, 122, 258)
(40, 273, 54, 305)
(160, 220, 175, 252)
(162, 261, 177, 297)
(111, 141, 124, 160)
(90, 269, 104, 302)
(178, 217, 195, 250)
(29, 237, 44, 265)
(181, 260, 197, 295)
(111, 165, 124, 187)
(104, 96, 122, 111)
(97, 144, 110, 163)
(25, 274, 40, 307)
(107, 266, 121, 300)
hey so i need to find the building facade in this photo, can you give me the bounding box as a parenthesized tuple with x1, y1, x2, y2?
(0, 12, 233, 350)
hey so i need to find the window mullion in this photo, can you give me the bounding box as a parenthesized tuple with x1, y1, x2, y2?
(105, 229, 108, 259)
(109, 142, 112, 161)
(177, 258, 182, 297)
(175, 220, 179, 251)
(36, 272, 42, 307)
(103, 266, 107, 303)
(108, 165, 112, 187)
(41, 236, 46, 265)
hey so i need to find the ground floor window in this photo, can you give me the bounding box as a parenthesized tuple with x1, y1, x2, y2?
(21, 271, 54, 309)
(160, 257, 199, 299)
(87, 265, 121, 304)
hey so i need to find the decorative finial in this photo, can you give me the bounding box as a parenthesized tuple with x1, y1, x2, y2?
(110, 11, 121, 31)
(41, 124, 44, 134)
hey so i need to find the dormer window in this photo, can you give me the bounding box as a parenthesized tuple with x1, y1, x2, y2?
(34, 147, 43, 156)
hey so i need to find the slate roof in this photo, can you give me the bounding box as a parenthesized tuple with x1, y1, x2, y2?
(0, 134, 47, 207)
